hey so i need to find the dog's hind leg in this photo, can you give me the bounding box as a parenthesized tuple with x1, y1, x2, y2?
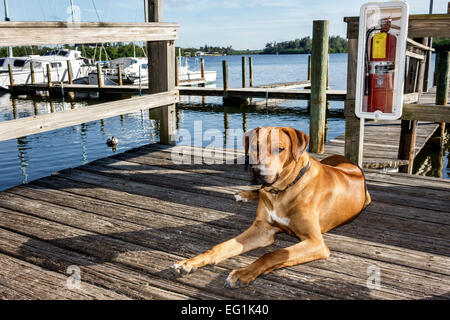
(171, 219, 277, 276)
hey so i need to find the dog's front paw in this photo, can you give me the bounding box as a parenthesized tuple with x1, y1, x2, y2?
(224, 269, 255, 289)
(171, 259, 198, 276)
(234, 193, 248, 202)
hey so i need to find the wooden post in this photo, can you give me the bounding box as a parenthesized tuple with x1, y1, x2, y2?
(117, 65, 123, 86)
(326, 55, 330, 90)
(398, 38, 427, 174)
(435, 51, 449, 146)
(200, 58, 205, 81)
(309, 20, 329, 154)
(66, 60, 73, 84)
(148, 0, 176, 145)
(96, 63, 103, 88)
(436, 51, 449, 106)
(222, 60, 229, 91)
(241, 56, 247, 88)
(249, 57, 253, 87)
(200, 58, 206, 104)
(30, 61, 35, 84)
(307, 55, 311, 81)
(8, 64, 14, 87)
(398, 120, 418, 174)
(46, 64, 52, 88)
(174, 57, 179, 86)
(423, 37, 432, 92)
(344, 38, 364, 166)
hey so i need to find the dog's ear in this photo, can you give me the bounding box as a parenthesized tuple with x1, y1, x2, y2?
(282, 127, 309, 162)
(243, 127, 260, 170)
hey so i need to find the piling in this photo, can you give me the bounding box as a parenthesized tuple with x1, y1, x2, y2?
(8, 64, 14, 87)
(309, 20, 329, 154)
(435, 51, 449, 146)
(200, 58, 205, 81)
(222, 60, 229, 91)
(96, 63, 103, 89)
(307, 55, 311, 81)
(46, 64, 52, 88)
(66, 60, 73, 84)
(30, 61, 35, 84)
(174, 58, 179, 87)
(249, 57, 253, 87)
(118, 65, 123, 86)
(242, 56, 247, 88)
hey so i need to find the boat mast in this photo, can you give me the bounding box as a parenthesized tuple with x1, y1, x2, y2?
(70, 0, 75, 23)
(3, 0, 13, 57)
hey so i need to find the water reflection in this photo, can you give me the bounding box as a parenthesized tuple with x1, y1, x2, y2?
(413, 129, 449, 178)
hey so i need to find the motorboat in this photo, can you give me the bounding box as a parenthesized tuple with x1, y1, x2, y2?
(0, 49, 95, 90)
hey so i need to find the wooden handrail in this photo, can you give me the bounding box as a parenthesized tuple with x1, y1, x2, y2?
(0, 21, 178, 46)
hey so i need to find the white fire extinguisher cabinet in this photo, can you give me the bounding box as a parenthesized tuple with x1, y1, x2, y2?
(355, 1, 409, 120)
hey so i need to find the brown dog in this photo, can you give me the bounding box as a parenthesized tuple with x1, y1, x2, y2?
(172, 127, 371, 288)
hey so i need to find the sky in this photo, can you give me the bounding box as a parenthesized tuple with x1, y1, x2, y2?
(0, 0, 448, 49)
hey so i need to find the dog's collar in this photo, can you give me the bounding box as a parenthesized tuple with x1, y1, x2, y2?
(264, 161, 311, 195)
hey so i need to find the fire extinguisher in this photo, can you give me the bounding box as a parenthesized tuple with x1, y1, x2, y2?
(364, 17, 396, 113)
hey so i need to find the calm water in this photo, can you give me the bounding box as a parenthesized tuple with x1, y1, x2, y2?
(0, 54, 448, 191)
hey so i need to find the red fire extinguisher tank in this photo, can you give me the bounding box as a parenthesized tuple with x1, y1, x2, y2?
(367, 32, 397, 113)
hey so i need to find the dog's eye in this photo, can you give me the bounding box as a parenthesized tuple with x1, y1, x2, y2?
(278, 147, 285, 152)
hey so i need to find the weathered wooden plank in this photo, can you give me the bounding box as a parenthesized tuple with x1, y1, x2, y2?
(0, 252, 128, 299)
(178, 87, 346, 101)
(402, 104, 450, 122)
(3, 185, 448, 299)
(0, 90, 179, 142)
(31, 174, 450, 278)
(0, 284, 32, 300)
(344, 14, 450, 39)
(0, 206, 328, 300)
(49, 164, 450, 254)
(0, 227, 207, 300)
(0, 21, 178, 46)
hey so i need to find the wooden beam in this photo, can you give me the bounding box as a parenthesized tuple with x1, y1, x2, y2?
(0, 91, 179, 142)
(309, 20, 329, 154)
(406, 38, 434, 52)
(0, 21, 178, 46)
(177, 87, 346, 101)
(402, 104, 450, 122)
(344, 14, 450, 39)
(406, 50, 425, 60)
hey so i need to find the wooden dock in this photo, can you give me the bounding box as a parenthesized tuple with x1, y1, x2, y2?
(0, 144, 448, 300)
(325, 121, 439, 169)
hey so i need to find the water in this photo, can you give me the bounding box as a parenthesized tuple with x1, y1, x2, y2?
(0, 54, 448, 191)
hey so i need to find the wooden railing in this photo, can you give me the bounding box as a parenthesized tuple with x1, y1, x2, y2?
(0, 0, 179, 144)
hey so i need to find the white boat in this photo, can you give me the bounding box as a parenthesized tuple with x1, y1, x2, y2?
(178, 56, 217, 85)
(88, 57, 148, 86)
(88, 56, 217, 86)
(0, 49, 95, 90)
